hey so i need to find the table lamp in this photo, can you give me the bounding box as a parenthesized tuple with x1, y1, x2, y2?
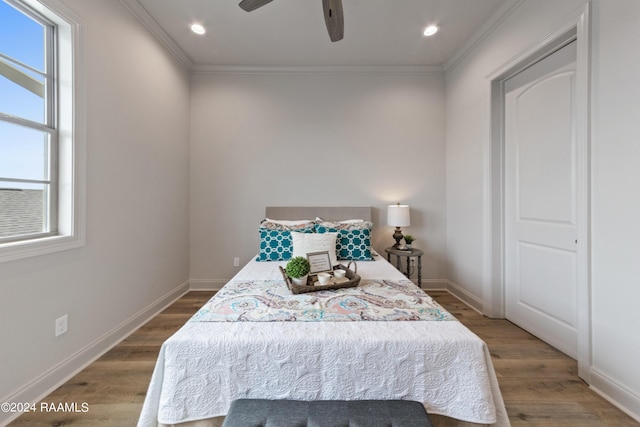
(387, 203, 410, 248)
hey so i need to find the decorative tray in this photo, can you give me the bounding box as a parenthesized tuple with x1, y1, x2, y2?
(279, 262, 360, 294)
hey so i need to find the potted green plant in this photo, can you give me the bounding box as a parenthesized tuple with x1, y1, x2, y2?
(285, 256, 311, 286)
(404, 235, 415, 249)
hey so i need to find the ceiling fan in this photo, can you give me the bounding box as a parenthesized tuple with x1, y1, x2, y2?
(238, 0, 344, 42)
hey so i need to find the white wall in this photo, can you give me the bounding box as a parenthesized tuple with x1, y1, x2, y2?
(189, 71, 446, 287)
(446, 0, 640, 418)
(0, 0, 191, 414)
(590, 0, 640, 415)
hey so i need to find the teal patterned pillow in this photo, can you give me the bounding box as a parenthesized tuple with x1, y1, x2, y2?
(256, 221, 315, 261)
(315, 220, 373, 261)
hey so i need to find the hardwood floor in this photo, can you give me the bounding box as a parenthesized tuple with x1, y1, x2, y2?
(9, 291, 639, 427)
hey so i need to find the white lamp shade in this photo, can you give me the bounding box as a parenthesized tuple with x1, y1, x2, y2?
(387, 204, 410, 227)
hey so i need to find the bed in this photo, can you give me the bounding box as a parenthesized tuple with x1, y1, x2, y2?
(137, 207, 510, 427)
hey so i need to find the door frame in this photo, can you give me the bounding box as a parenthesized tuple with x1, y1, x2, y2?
(485, 4, 591, 381)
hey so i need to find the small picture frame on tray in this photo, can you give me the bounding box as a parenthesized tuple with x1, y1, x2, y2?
(307, 251, 332, 275)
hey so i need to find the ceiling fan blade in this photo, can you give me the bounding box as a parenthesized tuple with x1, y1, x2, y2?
(322, 0, 344, 42)
(238, 0, 274, 12)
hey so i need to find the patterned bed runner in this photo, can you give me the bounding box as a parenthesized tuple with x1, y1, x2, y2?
(190, 279, 454, 322)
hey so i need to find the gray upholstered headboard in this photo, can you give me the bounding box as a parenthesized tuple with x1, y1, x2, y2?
(265, 206, 372, 222)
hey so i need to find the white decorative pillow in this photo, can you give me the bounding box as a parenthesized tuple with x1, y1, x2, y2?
(291, 231, 338, 267)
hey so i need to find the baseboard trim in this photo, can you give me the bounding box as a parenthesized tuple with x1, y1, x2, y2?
(189, 279, 227, 291)
(417, 279, 448, 290)
(0, 280, 190, 426)
(590, 369, 640, 422)
(444, 280, 484, 314)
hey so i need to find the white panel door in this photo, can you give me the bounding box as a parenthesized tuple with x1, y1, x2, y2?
(504, 41, 578, 359)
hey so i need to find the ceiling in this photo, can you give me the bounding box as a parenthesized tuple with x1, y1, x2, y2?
(124, 0, 510, 69)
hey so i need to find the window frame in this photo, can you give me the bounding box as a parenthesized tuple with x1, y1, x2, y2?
(0, 0, 85, 263)
(0, 0, 58, 244)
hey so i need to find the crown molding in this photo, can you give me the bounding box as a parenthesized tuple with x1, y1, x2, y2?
(191, 64, 443, 75)
(119, 0, 516, 76)
(118, 0, 193, 70)
(444, 0, 525, 73)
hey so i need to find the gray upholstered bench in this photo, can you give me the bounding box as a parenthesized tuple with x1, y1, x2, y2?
(221, 399, 433, 427)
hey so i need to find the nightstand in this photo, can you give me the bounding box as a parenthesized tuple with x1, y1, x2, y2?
(384, 247, 423, 287)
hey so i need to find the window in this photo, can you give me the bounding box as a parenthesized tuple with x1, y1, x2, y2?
(0, 0, 84, 262)
(0, 0, 56, 242)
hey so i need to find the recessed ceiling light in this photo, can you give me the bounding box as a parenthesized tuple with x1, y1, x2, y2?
(190, 23, 206, 35)
(423, 25, 439, 37)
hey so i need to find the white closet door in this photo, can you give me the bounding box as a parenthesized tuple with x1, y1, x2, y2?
(504, 41, 578, 358)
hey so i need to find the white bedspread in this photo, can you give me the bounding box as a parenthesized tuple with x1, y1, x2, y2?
(137, 255, 510, 427)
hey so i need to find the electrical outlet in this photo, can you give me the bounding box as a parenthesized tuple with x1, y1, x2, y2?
(233, 257, 240, 267)
(55, 314, 68, 337)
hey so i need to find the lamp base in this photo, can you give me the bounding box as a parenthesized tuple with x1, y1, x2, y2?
(392, 227, 404, 248)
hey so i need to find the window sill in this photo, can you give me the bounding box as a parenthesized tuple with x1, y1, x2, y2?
(0, 233, 84, 263)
